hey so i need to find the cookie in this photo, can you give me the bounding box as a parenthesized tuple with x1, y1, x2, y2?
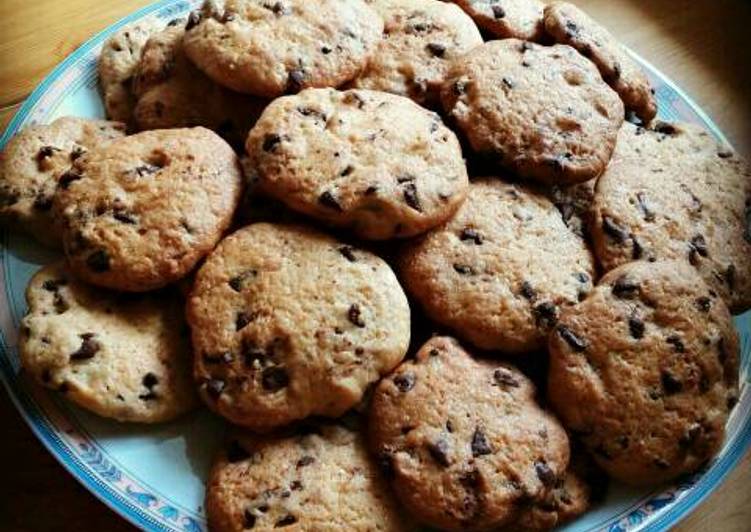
(187, 223, 411, 431)
(351, 0, 482, 106)
(441, 39, 624, 185)
(369, 336, 570, 530)
(591, 121, 751, 313)
(451, 0, 545, 41)
(132, 22, 268, 149)
(247, 88, 469, 239)
(98, 19, 162, 123)
(19, 262, 197, 423)
(183, 0, 384, 98)
(54, 127, 242, 292)
(206, 423, 410, 531)
(549, 178, 596, 239)
(0, 116, 126, 247)
(544, 2, 657, 123)
(548, 260, 739, 485)
(399, 178, 595, 353)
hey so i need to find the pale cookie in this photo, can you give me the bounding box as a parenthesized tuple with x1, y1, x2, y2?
(247, 88, 469, 239)
(591, 121, 751, 313)
(442, 39, 624, 185)
(183, 0, 384, 98)
(369, 336, 570, 530)
(352, 0, 483, 106)
(544, 2, 657, 123)
(19, 262, 197, 423)
(99, 19, 162, 123)
(548, 260, 739, 485)
(399, 178, 595, 353)
(451, 0, 545, 41)
(188, 223, 411, 431)
(0, 117, 126, 247)
(54, 127, 242, 292)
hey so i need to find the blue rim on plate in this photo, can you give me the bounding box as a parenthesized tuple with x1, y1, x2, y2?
(1, 1, 749, 531)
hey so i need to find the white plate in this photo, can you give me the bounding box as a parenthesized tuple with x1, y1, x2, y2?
(1, 1, 749, 530)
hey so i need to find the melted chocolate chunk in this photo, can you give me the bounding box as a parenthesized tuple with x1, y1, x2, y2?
(236, 312, 253, 331)
(393, 372, 415, 392)
(427, 43, 446, 57)
(492, 5, 506, 18)
(261, 367, 289, 391)
(688, 234, 708, 265)
(318, 190, 343, 211)
(70, 333, 101, 361)
(287, 69, 305, 93)
(533, 302, 558, 329)
(206, 378, 225, 399)
(612, 276, 639, 299)
(460, 227, 483, 245)
(229, 270, 257, 292)
(296, 455, 315, 468)
(535, 460, 556, 487)
(427, 438, 451, 467)
(402, 182, 421, 211)
(601, 216, 629, 242)
(453, 263, 475, 275)
(262, 133, 282, 152)
(557, 325, 587, 352)
(338, 246, 357, 262)
(185, 10, 201, 30)
(275, 514, 297, 527)
(628, 316, 645, 339)
(471, 428, 492, 457)
(493, 367, 520, 388)
(661, 371, 682, 394)
(58, 170, 82, 189)
(666, 335, 686, 353)
(520, 281, 536, 300)
(695, 296, 711, 312)
(347, 303, 365, 328)
(636, 192, 655, 221)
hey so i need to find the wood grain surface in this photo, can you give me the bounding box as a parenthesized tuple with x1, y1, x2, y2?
(1, 1, 750, 531)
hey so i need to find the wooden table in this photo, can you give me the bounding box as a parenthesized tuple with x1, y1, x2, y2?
(1, 1, 749, 530)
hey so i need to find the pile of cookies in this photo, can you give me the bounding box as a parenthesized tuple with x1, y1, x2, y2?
(1, 0, 749, 530)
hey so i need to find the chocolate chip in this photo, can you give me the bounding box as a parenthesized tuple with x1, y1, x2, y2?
(402, 182, 421, 211)
(86, 249, 110, 272)
(142, 372, 158, 388)
(653, 122, 677, 135)
(393, 372, 415, 392)
(363, 185, 378, 196)
(602, 216, 629, 242)
(58, 170, 82, 189)
(557, 325, 587, 352)
(471, 428, 492, 457)
(427, 43, 446, 57)
(338, 246, 356, 262)
(70, 333, 101, 361)
(519, 281, 536, 300)
(460, 228, 483, 245)
(185, 10, 201, 30)
(36, 145, 59, 169)
(339, 165, 353, 177)
(666, 335, 686, 353)
(628, 317, 645, 339)
(236, 312, 253, 331)
(296, 455, 315, 468)
(113, 210, 137, 224)
(612, 276, 639, 299)
(717, 337, 728, 364)
(42, 279, 67, 291)
(347, 303, 365, 328)
(167, 17, 183, 27)
(453, 263, 475, 275)
(243, 510, 256, 529)
(576, 272, 590, 284)
(724, 264, 736, 290)
(274, 514, 297, 528)
(243, 341, 267, 366)
(287, 69, 305, 93)
(636, 192, 656, 221)
(427, 438, 451, 466)
(533, 302, 558, 329)
(535, 461, 556, 487)
(261, 367, 289, 391)
(661, 371, 682, 394)
(679, 424, 702, 449)
(318, 190, 343, 211)
(688, 234, 708, 265)
(321, 45, 332, 54)
(134, 164, 160, 177)
(377, 451, 394, 477)
(631, 236, 644, 260)
(53, 292, 68, 314)
(262, 133, 282, 152)
(226, 440, 248, 463)
(206, 378, 225, 399)
(205, 352, 234, 365)
(695, 296, 711, 312)
(492, 5, 506, 18)
(493, 367, 520, 388)
(290, 480, 303, 491)
(229, 270, 257, 292)
(452, 80, 467, 96)
(502, 77, 514, 89)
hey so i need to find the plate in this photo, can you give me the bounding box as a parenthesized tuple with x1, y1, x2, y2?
(0, 1, 749, 530)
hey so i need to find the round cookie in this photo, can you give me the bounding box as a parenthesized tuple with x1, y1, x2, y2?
(399, 178, 595, 353)
(0, 116, 126, 247)
(247, 88, 469, 239)
(369, 336, 570, 530)
(183, 0, 384, 98)
(206, 424, 411, 531)
(19, 261, 197, 423)
(548, 260, 739, 485)
(132, 23, 268, 150)
(591, 121, 751, 313)
(187, 223, 411, 431)
(544, 2, 657, 123)
(54, 127, 242, 292)
(451, 0, 545, 41)
(98, 19, 162, 123)
(351, 0, 483, 106)
(441, 39, 624, 185)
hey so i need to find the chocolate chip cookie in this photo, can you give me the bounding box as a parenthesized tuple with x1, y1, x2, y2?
(591, 121, 751, 313)
(544, 2, 657, 123)
(54, 127, 242, 291)
(369, 336, 570, 530)
(351, 0, 483, 106)
(0, 116, 126, 247)
(247, 88, 469, 239)
(399, 178, 595, 353)
(19, 262, 197, 423)
(442, 39, 623, 185)
(451, 0, 545, 41)
(548, 260, 739, 485)
(183, 0, 384, 98)
(188, 223, 411, 431)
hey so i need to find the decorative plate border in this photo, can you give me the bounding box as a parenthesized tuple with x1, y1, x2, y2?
(0, 1, 749, 531)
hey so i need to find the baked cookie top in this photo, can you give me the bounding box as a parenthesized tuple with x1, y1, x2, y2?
(183, 0, 384, 97)
(19, 262, 197, 423)
(247, 88, 469, 239)
(206, 424, 411, 531)
(54, 127, 242, 292)
(442, 39, 624, 185)
(544, 1, 657, 123)
(0, 116, 126, 247)
(591, 121, 751, 313)
(548, 260, 739, 485)
(399, 178, 595, 353)
(188, 223, 411, 431)
(451, 0, 545, 41)
(369, 336, 570, 530)
(352, 0, 483, 106)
